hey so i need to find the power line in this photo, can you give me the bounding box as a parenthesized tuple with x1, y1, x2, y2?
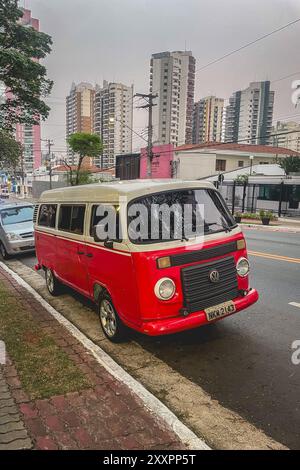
(196, 17, 300, 73)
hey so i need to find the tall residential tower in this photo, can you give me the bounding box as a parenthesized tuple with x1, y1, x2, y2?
(66, 82, 95, 164)
(94, 81, 133, 168)
(225, 81, 274, 145)
(192, 96, 224, 144)
(150, 51, 195, 146)
(15, 9, 42, 173)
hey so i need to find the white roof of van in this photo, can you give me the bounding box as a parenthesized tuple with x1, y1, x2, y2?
(39, 179, 215, 203)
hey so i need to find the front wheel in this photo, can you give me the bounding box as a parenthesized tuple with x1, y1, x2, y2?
(0, 242, 9, 260)
(98, 294, 127, 342)
(45, 268, 61, 296)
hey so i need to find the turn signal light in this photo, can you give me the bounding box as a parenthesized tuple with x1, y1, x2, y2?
(237, 239, 246, 250)
(157, 256, 171, 269)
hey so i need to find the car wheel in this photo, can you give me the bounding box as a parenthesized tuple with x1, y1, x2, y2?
(0, 242, 9, 260)
(45, 268, 61, 296)
(99, 293, 127, 342)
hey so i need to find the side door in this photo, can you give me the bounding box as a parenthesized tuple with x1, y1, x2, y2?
(85, 203, 140, 327)
(56, 204, 90, 296)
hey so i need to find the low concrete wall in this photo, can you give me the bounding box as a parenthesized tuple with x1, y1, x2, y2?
(32, 181, 69, 199)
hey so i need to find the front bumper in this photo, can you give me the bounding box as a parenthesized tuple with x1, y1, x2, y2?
(140, 288, 259, 336)
(5, 238, 35, 255)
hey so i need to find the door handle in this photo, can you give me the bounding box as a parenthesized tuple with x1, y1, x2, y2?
(77, 251, 84, 255)
(86, 253, 93, 258)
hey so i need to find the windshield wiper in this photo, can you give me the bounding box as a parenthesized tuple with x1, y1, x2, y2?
(205, 221, 233, 233)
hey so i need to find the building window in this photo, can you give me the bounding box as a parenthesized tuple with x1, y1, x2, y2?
(215, 159, 226, 172)
(238, 161, 244, 168)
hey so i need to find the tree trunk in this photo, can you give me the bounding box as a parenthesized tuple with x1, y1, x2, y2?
(75, 155, 84, 186)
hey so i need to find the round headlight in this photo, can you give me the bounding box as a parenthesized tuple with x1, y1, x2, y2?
(236, 257, 249, 277)
(154, 278, 176, 300)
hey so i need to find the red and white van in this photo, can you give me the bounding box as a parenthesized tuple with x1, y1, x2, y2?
(34, 180, 258, 342)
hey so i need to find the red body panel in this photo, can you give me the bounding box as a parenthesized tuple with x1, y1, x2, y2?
(35, 229, 258, 336)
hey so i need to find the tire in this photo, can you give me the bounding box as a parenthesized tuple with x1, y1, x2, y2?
(98, 293, 127, 342)
(45, 268, 61, 296)
(0, 242, 9, 260)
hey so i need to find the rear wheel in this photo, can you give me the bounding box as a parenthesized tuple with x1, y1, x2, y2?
(0, 242, 9, 260)
(99, 293, 127, 342)
(45, 268, 61, 296)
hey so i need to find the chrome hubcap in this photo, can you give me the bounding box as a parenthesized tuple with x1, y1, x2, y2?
(46, 270, 54, 292)
(100, 300, 117, 337)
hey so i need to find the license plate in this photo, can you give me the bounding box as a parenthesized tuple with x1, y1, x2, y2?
(205, 301, 236, 322)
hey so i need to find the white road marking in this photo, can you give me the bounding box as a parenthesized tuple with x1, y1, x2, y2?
(0, 261, 210, 451)
(289, 302, 300, 309)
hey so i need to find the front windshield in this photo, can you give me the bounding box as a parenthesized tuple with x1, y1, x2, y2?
(127, 188, 236, 244)
(0, 206, 34, 226)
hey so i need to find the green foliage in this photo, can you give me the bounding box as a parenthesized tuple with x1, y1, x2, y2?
(259, 209, 275, 220)
(0, 129, 22, 169)
(0, 0, 53, 131)
(235, 174, 249, 184)
(278, 156, 300, 175)
(67, 169, 97, 186)
(67, 132, 102, 186)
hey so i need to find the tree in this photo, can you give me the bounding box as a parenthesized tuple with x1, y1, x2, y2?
(278, 156, 300, 175)
(0, 0, 53, 131)
(67, 133, 102, 186)
(64, 167, 97, 186)
(0, 130, 22, 169)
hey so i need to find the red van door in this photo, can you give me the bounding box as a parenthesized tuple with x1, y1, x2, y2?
(56, 205, 90, 296)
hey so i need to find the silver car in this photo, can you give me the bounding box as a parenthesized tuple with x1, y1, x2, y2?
(0, 203, 35, 259)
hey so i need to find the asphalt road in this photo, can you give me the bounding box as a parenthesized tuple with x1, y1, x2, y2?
(7, 228, 300, 449)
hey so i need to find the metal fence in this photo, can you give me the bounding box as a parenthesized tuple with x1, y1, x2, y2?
(214, 181, 300, 217)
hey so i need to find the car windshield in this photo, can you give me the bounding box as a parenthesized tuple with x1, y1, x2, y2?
(127, 188, 237, 244)
(0, 206, 34, 226)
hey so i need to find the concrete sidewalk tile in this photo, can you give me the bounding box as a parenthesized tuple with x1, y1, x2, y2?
(0, 437, 32, 450)
(0, 428, 29, 444)
(0, 420, 26, 434)
(0, 405, 19, 417)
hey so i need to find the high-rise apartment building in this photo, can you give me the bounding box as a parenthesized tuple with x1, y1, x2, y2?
(93, 81, 133, 168)
(66, 82, 95, 163)
(15, 9, 41, 173)
(272, 121, 300, 153)
(150, 51, 195, 146)
(225, 81, 274, 145)
(192, 96, 224, 144)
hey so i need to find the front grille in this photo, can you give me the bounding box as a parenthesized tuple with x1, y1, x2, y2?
(181, 256, 238, 313)
(170, 241, 237, 267)
(33, 204, 39, 224)
(20, 232, 33, 239)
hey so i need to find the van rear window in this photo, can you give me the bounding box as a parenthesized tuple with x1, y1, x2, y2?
(58, 205, 85, 235)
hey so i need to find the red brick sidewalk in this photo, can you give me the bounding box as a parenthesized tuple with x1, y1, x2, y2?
(0, 267, 186, 450)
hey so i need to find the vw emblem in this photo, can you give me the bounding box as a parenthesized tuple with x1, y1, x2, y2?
(209, 269, 220, 283)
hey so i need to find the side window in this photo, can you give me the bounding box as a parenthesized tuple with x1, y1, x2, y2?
(71, 206, 85, 234)
(38, 204, 57, 228)
(58, 205, 85, 235)
(90, 204, 122, 241)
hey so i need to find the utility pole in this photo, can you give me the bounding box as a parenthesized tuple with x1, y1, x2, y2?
(41, 139, 54, 189)
(135, 92, 158, 178)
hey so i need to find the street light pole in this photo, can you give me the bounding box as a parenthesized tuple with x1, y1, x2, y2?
(135, 92, 158, 178)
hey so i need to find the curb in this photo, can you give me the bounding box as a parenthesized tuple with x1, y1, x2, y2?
(0, 261, 210, 451)
(240, 223, 300, 233)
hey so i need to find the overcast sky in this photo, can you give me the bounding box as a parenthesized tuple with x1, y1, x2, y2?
(23, 0, 300, 156)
